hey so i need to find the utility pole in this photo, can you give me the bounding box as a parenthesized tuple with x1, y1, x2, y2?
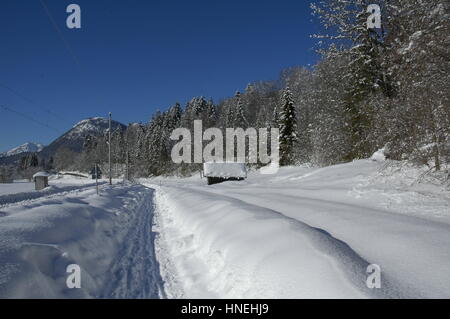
(108, 112, 112, 185)
(95, 163, 99, 195)
(125, 149, 129, 181)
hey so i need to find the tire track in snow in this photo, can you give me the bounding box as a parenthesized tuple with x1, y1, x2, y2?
(100, 188, 166, 299)
(163, 185, 417, 298)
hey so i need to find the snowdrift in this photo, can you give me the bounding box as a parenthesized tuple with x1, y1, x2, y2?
(154, 186, 395, 299)
(0, 182, 105, 206)
(150, 159, 450, 299)
(0, 184, 162, 298)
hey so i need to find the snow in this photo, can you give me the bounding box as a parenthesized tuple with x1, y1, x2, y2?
(0, 182, 163, 298)
(0, 182, 35, 196)
(203, 162, 247, 178)
(0, 142, 44, 158)
(371, 148, 386, 162)
(146, 160, 450, 299)
(33, 171, 50, 178)
(1, 159, 449, 298)
(72, 117, 105, 129)
(399, 31, 423, 55)
(65, 118, 125, 141)
(0, 175, 107, 207)
(153, 186, 368, 298)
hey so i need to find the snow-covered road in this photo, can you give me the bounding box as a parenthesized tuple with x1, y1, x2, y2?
(148, 160, 450, 299)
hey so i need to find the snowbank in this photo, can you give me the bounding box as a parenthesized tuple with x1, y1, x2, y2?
(154, 186, 383, 299)
(0, 183, 35, 196)
(149, 159, 450, 299)
(0, 182, 106, 206)
(0, 184, 162, 298)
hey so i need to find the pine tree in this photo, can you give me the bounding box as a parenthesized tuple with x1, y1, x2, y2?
(311, 0, 391, 160)
(29, 153, 39, 167)
(379, 0, 450, 170)
(279, 87, 297, 166)
(309, 55, 353, 166)
(233, 91, 248, 128)
(205, 99, 217, 128)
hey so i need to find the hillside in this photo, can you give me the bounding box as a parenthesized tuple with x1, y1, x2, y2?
(0, 142, 44, 158)
(38, 117, 126, 160)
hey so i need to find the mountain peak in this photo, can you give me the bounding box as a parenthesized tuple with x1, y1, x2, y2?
(0, 142, 44, 158)
(73, 117, 109, 129)
(37, 117, 126, 159)
(67, 117, 125, 140)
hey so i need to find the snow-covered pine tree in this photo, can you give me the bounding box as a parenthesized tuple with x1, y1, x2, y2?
(146, 110, 165, 176)
(168, 103, 182, 128)
(205, 99, 217, 128)
(271, 104, 279, 129)
(279, 87, 297, 166)
(126, 123, 147, 177)
(192, 97, 206, 118)
(311, 0, 391, 160)
(379, 0, 450, 170)
(280, 67, 316, 163)
(160, 103, 183, 172)
(233, 91, 248, 128)
(112, 128, 125, 175)
(0, 165, 14, 183)
(225, 102, 235, 128)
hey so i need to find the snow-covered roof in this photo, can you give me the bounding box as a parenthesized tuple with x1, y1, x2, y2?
(33, 172, 50, 178)
(203, 162, 247, 178)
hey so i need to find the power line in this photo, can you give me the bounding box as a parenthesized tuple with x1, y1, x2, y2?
(0, 104, 60, 132)
(39, 0, 80, 66)
(0, 82, 72, 124)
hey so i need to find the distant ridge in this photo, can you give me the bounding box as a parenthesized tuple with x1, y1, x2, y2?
(0, 117, 126, 165)
(38, 117, 127, 159)
(0, 142, 44, 158)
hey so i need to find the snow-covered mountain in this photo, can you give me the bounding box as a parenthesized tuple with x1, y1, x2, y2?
(67, 118, 122, 139)
(0, 118, 127, 165)
(0, 142, 44, 158)
(39, 117, 126, 159)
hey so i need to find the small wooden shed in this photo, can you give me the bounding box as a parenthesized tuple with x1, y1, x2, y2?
(33, 172, 50, 190)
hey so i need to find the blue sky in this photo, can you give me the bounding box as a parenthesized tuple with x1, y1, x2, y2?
(0, 0, 320, 152)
